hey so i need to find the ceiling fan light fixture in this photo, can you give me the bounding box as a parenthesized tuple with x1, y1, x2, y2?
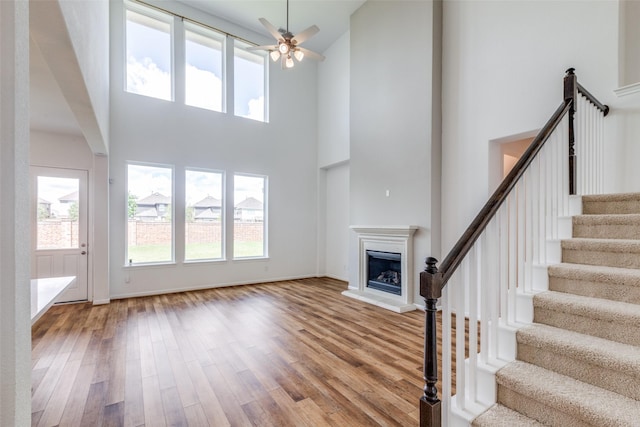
(278, 42, 290, 55)
(253, 0, 324, 69)
(285, 55, 295, 68)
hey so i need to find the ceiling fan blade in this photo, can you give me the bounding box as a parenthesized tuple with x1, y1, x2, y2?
(259, 18, 284, 41)
(298, 47, 325, 62)
(291, 25, 319, 45)
(247, 45, 278, 51)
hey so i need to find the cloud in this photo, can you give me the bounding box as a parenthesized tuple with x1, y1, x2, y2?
(127, 54, 171, 101)
(185, 64, 223, 111)
(128, 164, 172, 199)
(245, 96, 265, 122)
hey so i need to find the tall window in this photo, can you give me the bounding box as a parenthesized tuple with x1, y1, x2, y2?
(127, 163, 174, 264)
(125, 4, 173, 101)
(185, 169, 224, 261)
(234, 40, 267, 122)
(185, 23, 224, 111)
(234, 174, 267, 258)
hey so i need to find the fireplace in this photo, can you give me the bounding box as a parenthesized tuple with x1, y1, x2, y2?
(343, 225, 417, 313)
(367, 250, 402, 295)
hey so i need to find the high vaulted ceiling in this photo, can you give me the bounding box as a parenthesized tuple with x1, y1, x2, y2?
(177, 0, 365, 53)
(29, 0, 364, 140)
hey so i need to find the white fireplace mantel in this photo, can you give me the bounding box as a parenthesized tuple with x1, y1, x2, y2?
(344, 225, 418, 313)
(350, 225, 418, 237)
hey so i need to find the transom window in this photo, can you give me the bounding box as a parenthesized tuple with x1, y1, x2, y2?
(123, 1, 268, 122)
(234, 41, 267, 122)
(125, 5, 173, 101)
(185, 23, 225, 112)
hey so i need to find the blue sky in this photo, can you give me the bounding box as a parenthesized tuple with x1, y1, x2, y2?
(126, 12, 264, 120)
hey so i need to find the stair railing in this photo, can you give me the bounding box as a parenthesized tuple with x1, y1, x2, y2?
(419, 68, 609, 427)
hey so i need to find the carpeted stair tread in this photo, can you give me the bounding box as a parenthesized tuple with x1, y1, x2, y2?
(472, 404, 545, 427)
(496, 360, 640, 426)
(572, 214, 640, 239)
(561, 238, 640, 269)
(562, 238, 640, 253)
(583, 193, 640, 215)
(517, 324, 640, 399)
(533, 291, 640, 345)
(548, 263, 640, 304)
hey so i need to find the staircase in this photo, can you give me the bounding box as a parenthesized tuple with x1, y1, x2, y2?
(473, 193, 640, 426)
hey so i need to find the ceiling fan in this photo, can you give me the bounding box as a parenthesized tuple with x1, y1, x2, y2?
(248, 0, 325, 69)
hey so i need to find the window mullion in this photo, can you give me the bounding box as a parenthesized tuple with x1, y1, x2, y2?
(173, 16, 185, 105)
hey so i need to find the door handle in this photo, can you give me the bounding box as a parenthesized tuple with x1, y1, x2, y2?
(81, 251, 87, 255)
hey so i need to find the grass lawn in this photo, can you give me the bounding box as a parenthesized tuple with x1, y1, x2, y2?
(128, 241, 264, 264)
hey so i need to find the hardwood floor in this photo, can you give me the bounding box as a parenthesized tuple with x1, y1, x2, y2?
(32, 277, 448, 426)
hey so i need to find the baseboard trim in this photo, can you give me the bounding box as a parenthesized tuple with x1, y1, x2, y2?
(110, 274, 319, 300)
(92, 298, 111, 305)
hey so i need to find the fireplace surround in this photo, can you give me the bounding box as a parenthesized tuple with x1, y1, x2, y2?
(343, 225, 418, 313)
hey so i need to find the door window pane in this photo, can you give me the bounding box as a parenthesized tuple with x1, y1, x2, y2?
(185, 169, 223, 261)
(127, 164, 173, 264)
(126, 7, 173, 101)
(234, 40, 266, 122)
(234, 174, 266, 258)
(185, 24, 224, 111)
(36, 176, 80, 250)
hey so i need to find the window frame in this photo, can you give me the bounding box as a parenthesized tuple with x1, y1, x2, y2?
(124, 0, 175, 101)
(232, 173, 268, 260)
(184, 167, 226, 263)
(233, 39, 269, 123)
(184, 21, 227, 112)
(125, 161, 176, 266)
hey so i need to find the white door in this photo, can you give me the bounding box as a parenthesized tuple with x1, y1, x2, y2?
(31, 167, 88, 302)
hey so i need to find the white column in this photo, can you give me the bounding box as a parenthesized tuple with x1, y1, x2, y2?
(0, 0, 31, 424)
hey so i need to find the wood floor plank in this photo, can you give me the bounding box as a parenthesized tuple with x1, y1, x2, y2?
(32, 277, 467, 426)
(123, 357, 145, 427)
(58, 362, 94, 426)
(141, 375, 166, 427)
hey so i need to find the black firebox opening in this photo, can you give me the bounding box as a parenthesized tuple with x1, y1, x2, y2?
(366, 250, 402, 295)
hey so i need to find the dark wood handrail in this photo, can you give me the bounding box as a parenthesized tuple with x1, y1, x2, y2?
(419, 68, 610, 427)
(437, 101, 571, 287)
(578, 82, 610, 116)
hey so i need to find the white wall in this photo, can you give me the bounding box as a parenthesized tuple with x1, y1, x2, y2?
(0, 0, 31, 424)
(109, 0, 319, 298)
(318, 30, 351, 282)
(323, 163, 350, 280)
(318, 31, 350, 168)
(619, 0, 640, 87)
(349, 0, 441, 303)
(441, 0, 620, 253)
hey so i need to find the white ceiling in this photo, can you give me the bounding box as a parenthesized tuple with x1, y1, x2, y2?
(176, 0, 365, 53)
(29, 0, 364, 139)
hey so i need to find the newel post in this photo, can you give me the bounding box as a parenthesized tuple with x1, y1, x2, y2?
(420, 257, 442, 427)
(564, 68, 578, 195)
